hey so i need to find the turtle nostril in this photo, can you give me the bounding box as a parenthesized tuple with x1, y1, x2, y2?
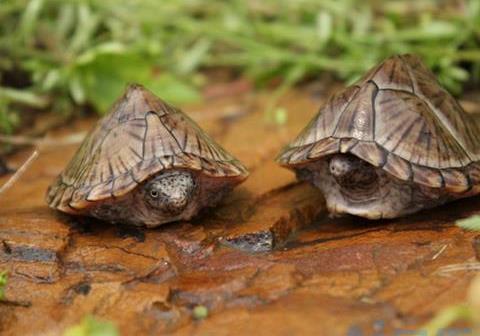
(165, 195, 188, 214)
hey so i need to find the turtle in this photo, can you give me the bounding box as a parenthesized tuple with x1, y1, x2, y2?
(46, 84, 249, 227)
(277, 54, 480, 219)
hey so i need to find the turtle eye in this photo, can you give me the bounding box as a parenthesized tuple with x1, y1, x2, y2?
(150, 189, 159, 198)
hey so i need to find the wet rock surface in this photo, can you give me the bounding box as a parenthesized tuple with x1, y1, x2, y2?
(0, 87, 479, 335)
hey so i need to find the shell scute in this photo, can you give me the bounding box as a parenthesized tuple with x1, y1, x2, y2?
(340, 138, 358, 153)
(467, 162, 480, 186)
(86, 180, 113, 202)
(309, 138, 340, 159)
(441, 169, 470, 193)
(58, 186, 74, 209)
(48, 185, 64, 208)
(373, 88, 470, 169)
(356, 55, 414, 92)
(131, 157, 158, 183)
(281, 85, 360, 151)
(111, 173, 135, 198)
(382, 153, 412, 181)
(349, 142, 386, 167)
(405, 55, 480, 162)
(333, 82, 376, 141)
(411, 165, 443, 188)
(70, 189, 89, 210)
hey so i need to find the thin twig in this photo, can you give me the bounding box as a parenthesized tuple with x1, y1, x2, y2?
(432, 244, 448, 260)
(0, 150, 39, 197)
(436, 261, 480, 276)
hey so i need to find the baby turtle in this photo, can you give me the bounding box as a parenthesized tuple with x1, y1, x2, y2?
(277, 54, 480, 219)
(46, 84, 248, 227)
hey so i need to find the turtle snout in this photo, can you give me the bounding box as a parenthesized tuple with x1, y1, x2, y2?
(164, 190, 189, 214)
(329, 155, 354, 178)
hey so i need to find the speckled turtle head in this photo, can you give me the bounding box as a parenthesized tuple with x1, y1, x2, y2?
(46, 84, 249, 227)
(277, 54, 480, 219)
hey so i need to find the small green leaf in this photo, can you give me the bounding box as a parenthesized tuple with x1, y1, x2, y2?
(144, 74, 200, 105)
(316, 11, 333, 43)
(0, 87, 48, 108)
(448, 66, 469, 81)
(177, 38, 212, 75)
(69, 76, 86, 104)
(456, 215, 480, 231)
(64, 315, 118, 336)
(0, 271, 8, 301)
(42, 70, 61, 91)
(75, 42, 127, 66)
(19, 0, 44, 43)
(76, 53, 152, 112)
(68, 3, 99, 53)
(56, 3, 75, 42)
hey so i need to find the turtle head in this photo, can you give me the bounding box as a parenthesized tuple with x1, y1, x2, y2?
(144, 170, 197, 216)
(328, 154, 377, 191)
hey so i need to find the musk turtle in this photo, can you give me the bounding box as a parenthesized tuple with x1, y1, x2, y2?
(46, 84, 248, 227)
(277, 54, 480, 219)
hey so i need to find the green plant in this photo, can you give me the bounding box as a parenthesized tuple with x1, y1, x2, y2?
(63, 315, 118, 336)
(0, 271, 7, 300)
(456, 215, 480, 231)
(0, 0, 479, 134)
(417, 304, 473, 336)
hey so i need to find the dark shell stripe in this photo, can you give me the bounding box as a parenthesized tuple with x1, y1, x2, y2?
(47, 85, 248, 211)
(277, 54, 480, 191)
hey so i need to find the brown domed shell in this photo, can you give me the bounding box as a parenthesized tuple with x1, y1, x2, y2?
(47, 84, 249, 213)
(277, 54, 480, 193)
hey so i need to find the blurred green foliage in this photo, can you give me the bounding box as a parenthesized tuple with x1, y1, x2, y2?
(456, 215, 480, 231)
(0, 271, 7, 300)
(419, 304, 473, 336)
(64, 315, 118, 336)
(0, 0, 479, 133)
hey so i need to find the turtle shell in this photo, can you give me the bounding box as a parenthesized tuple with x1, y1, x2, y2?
(47, 84, 248, 213)
(277, 54, 480, 193)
